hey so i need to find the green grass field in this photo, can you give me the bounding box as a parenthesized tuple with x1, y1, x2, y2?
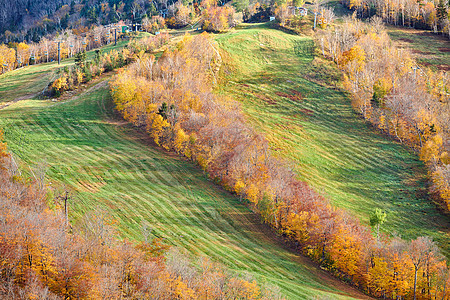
(386, 26, 450, 71)
(1, 22, 448, 298)
(216, 23, 450, 256)
(0, 50, 370, 299)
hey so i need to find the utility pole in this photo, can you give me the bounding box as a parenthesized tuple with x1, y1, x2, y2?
(64, 190, 69, 226)
(313, 12, 318, 30)
(57, 41, 61, 65)
(412, 66, 420, 79)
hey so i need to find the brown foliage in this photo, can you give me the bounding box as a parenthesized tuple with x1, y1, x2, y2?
(0, 130, 281, 299)
(319, 18, 450, 211)
(110, 31, 450, 299)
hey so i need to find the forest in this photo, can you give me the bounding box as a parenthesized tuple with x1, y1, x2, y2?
(0, 0, 449, 298)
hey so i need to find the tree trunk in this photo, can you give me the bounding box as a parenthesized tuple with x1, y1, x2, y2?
(402, 8, 405, 26)
(427, 261, 430, 299)
(414, 266, 418, 300)
(415, 126, 423, 148)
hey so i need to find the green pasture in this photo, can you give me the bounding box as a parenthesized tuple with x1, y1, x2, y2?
(386, 26, 450, 71)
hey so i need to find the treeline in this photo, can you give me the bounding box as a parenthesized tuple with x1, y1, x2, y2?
(0, 24, 123, 75)
(341, 0, 449, 36)
(0, 0, 72, 36)
(110, 32, 450, 299)
(49, 33, 169, 97)
(1, 0, 236, 45)
(319, 17, 450, 212)
(0, 131, 281, 299)
(165, 0, 235, 32)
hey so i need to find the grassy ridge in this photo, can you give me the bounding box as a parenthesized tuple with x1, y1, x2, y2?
(0, 70, 369, 298)
(216, 23, 450, 256)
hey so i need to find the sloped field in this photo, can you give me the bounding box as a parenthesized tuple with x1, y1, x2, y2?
(0, 38, 131, 105)
(0, 68, 369, 298)
(216, 23, 450, 256)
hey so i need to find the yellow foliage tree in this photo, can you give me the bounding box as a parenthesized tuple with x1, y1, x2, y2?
(174, 127, 189, 154)
(0, 44, 16, 73)
(0, 129, 8, 165)
(420, 134, 443, 164)
(149, 113, 170, 146)
(341, 45, 366, 72)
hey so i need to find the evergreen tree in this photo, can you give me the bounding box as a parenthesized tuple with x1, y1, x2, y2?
(75, 51, 86, 68)
(437, 0, 448, 22)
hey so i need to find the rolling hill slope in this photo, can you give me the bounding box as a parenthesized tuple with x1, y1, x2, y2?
(0, 49, 369, 298)
(0, 38, 130, 105)
(216, 23, 450, 257)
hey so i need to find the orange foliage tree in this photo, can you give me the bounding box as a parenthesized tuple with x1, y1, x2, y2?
(111, 32, 450, 299)
(0, 128, 280, 299)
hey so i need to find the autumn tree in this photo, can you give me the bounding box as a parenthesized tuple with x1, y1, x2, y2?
(369, 208, 386, 241)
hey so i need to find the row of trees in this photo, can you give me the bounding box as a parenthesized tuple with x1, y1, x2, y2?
(342, 0, 450, 35)
(0, 131, 281, 299)
(128, 32, 170, 53)
(0, 25, 124, 75)
(275, 2, 335, 30)
(110, 32, 450, 299)
(142, 15, 167, 34)
(166, 0, 236, 32)
(318, 17, 450, 211)
(50, 33, 170, 98)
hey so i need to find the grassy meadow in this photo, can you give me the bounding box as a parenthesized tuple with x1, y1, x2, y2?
(0, 44, 369, 299)
(216, 23, 450, 256)
(386, 26, 450, 71)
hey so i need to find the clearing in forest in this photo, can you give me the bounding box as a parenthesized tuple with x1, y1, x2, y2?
(216, 23, 450, 256)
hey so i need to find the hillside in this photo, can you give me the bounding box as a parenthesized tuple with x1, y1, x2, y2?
(0, 43, 369, 299)
(386, 25, 450, 71)
(0, 0, 170, 43)
(0, 38, 129, 106)
(0, 0, 71, 33)
(216, 23, 450, 256)
(1, 8, 449, 297)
